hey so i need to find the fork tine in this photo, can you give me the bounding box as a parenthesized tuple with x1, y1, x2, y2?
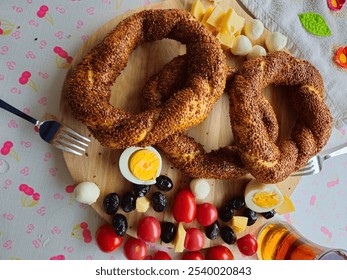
(60, 132, 89, 148)
(291, 169, 316, 177)
(53, 142, 84, 156)
(61, 127, 91, 143)
(295, 164, 314, 173)
(53, 126, 90, 156)
(57, 137, 86, 152)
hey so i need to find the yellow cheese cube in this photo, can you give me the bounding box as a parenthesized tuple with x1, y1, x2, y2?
(174, 222, 186, 253)
(191, 0, 205, 21)
(216, 30, 235, 50)
(206, 5, 225, 28)
(220, 8, 245, 35)
(201, 6, 216, 33)
(220, 8, 234, 32)
(135, 196, 150, 213)
(275, 195, 295, 215)
(231, 216, 248, 233)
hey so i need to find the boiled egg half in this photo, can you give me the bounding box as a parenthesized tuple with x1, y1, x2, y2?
(244, 179, 284, 213)
(119, 146, 162, 185)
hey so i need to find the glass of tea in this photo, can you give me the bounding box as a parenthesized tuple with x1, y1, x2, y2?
(257, 221, 347, 260)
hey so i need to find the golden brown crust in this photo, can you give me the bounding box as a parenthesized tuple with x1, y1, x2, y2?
(64, 9, 227, 149)
(230, 51, 333, 183)
(144, 52, 332, 183)
(143, 55, 248, 179)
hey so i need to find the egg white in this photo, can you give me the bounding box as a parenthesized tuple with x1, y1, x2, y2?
(244, 179, 284, 213)
(119, 146, 162, 185)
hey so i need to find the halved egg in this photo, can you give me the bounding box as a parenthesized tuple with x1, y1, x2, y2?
(119, 146, 162, 185)
(244, 179, 284, 213)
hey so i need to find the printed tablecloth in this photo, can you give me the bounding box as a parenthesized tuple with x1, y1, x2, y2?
(1, 0, 346, 260)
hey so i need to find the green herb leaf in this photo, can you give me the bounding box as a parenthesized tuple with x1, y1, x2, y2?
(298, 12, 331, 37)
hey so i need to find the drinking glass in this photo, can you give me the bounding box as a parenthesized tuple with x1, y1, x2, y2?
(257, 221, 347, 260)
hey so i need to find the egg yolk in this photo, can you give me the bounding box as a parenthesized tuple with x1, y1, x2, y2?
(129, 149, 160, 181)
(252, 191, 281, 208)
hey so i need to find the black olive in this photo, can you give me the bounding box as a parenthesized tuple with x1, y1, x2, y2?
(205, 221, 220, 240)
(261, 209, 276, 219)
(219, 204, 234, 222)
(120, 192, 136, 213)
(220, 226, 237, 245)
(112, 213, 128, 237)
(151, 192, 167, 212)
(132, 184, 151, 197)
(103, 192, 120, 215)
(160, 222, 176, 243)
(155, 175, 173, 192)
(228, 197, 246, 210)
(243, 208, 258, 226)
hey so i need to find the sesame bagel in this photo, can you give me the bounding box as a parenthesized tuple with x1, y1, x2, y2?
(230, 51, 333, 183)
(64, 9, 227, 149)
(143, 52, 332, 183)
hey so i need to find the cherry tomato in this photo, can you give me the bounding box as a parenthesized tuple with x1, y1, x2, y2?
(173, 189, 196, 223)
(184, 228, 205, 251)
(181, 251, 204, 260)
(196, 202, 218, 226)
(123, 237, 148, 260)
(137, 216, 161, 243)
(95, 223, 123, 253)
(205, 245, 234, 260)
(236, 234, 258, 256)
(153, 250, 172, 260)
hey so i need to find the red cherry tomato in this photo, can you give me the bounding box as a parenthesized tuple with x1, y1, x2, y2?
(153, 250, 172, 260)
(137, 216, 161, 243)
(95, 223, 123, 253)
(181, 251, 204, 260)
(196, 203, 218, 226)
(205, 245, 234, 260)
(236, 234, 258, 256)
(123, 237, 148, 260)
(173, 189, 196, 223)
(184, 228, 205, 251)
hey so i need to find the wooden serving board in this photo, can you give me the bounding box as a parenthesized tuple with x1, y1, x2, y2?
(60, 0, 301, 248)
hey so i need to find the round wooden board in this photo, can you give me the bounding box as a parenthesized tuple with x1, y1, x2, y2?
(60, 0, 301, 248)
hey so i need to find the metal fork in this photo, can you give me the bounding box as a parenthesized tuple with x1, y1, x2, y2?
(291, 143, 347, 176)
(0, 98, 90, 156)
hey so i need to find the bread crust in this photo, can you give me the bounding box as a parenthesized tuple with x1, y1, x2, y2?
(64, 9, 227, 149)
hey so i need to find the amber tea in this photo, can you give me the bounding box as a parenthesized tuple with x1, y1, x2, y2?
(257, 222, 347, 260)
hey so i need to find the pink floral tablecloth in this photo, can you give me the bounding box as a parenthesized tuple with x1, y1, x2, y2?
(0, 0, 346, 260)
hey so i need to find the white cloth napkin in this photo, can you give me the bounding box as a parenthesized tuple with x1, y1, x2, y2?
(239, 0, 347, 127)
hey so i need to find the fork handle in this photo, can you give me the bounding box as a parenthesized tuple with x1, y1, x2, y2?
(0, 99, 38, 125)
(324, 144, 347, 160)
